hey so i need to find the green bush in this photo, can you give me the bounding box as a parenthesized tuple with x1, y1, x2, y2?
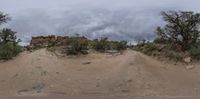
(93, 38, 127, 52)
(47, 41, 56, 48)
(93, 38, 110, 52)
(65, 36, 88, 55)
(111, 41, 127, 51)
(0, 42, 22, 60)
(141, 43, 159, 55)
(135, 40, 200, 61)
(189, 44, 200, 60)
(64, 36, 128, 55)
(165, 50, 183, 61)
(153, 38, 171, 44)
(134, 42, 185, 61)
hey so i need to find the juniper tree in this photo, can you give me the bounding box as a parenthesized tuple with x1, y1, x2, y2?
(156, 11, 200, 51)
(0, 12, 9, 25)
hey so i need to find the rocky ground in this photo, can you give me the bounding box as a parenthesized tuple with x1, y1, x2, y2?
(0, 49, 199, 99)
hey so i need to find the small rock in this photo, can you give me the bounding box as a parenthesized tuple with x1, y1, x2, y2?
(12, 73, 19, 78)
(185, 65, 195, 70)
(32, 83, 45, 93)
(17, 89, 30, 95)
(82, 62, 91, 65)
(121, 89, 130, 93)
(96, 84, 100, 87)
(36, 66, 42, 69)
(50, 85, 54, 88)
(183, 57, 192, 63)
(96, 81, 100, 87)
(126, 79, 132, 83)
(41, 71, 48, 76)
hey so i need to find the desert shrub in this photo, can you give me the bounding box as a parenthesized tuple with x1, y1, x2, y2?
(154, 38, 163, 44)
(189, 43, 200, 60)
(93, 38, 110, 52)
(112, 41, 127, 51)
(93, 38, 127, 52)
(153, 38, 171, 44)
(65, 36, 88, 55)
(142, 43, 159, 55)
(0, 12, 22, 60)
(87, 40, 96, 49)
(0, 42, 21, 60)
(140, 42, 184, 60)
(134, 41, 185, 61)
(133, 42, 159, 56)
(165, 50, 183, 61)
(0, 28, 22, 60)
(47, 41, 56, 48)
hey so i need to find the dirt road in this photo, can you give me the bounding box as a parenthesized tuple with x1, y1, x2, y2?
(0, 49, 199, 99)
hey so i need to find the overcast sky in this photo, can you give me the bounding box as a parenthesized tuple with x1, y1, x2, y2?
(0, 0, 200, 45)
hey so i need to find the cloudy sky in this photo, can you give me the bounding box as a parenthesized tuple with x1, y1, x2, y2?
(0, 0, 200, 45)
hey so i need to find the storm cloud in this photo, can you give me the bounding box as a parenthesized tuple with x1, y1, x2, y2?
(0, 0, 200, 45)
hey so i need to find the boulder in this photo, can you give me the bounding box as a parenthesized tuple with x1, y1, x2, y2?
(185, 65, 195, 70)
(183, 57, 192, 63)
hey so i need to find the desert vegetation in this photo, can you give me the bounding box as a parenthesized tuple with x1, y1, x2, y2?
(92, 37, 127, 52)
(42, 34, 127, 55)
(64, 36, 127, 55)
(134, 11, 200, 61)
(65, 35, 89, 55)
(1, 10, 200, 62)
(0, 12, 22, 60)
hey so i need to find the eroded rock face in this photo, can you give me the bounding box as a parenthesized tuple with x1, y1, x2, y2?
(30, 35, 68, 46)
(57, 36, 68, 42)
(30, 35, 56, 46)
(56, 36, 69, 45)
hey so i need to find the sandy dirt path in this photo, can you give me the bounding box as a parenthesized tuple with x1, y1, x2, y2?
(0, 49, 200, 99)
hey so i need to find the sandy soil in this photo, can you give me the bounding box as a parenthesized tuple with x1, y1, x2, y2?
(0, 49, 200, 99)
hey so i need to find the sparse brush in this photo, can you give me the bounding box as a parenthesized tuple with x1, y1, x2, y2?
(65, 36, 88, 55)
(165, 50, 183, 61)
(141, 42, 159, 56)
(189, 43, 200, 60)
(0, 28, 22, 60)
(93, 37, 109, 52)
(93, 38, 127, 52)
(0, 42, 22, 60)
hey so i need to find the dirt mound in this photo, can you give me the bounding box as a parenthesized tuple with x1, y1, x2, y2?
(0, 49, 200, 99)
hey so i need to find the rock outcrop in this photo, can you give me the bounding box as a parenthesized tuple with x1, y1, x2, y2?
(30, 35, 68, 46)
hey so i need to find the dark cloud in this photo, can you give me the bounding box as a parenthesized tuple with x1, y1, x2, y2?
(6, 7, 162, 45)
(0, 0, 200, 45)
